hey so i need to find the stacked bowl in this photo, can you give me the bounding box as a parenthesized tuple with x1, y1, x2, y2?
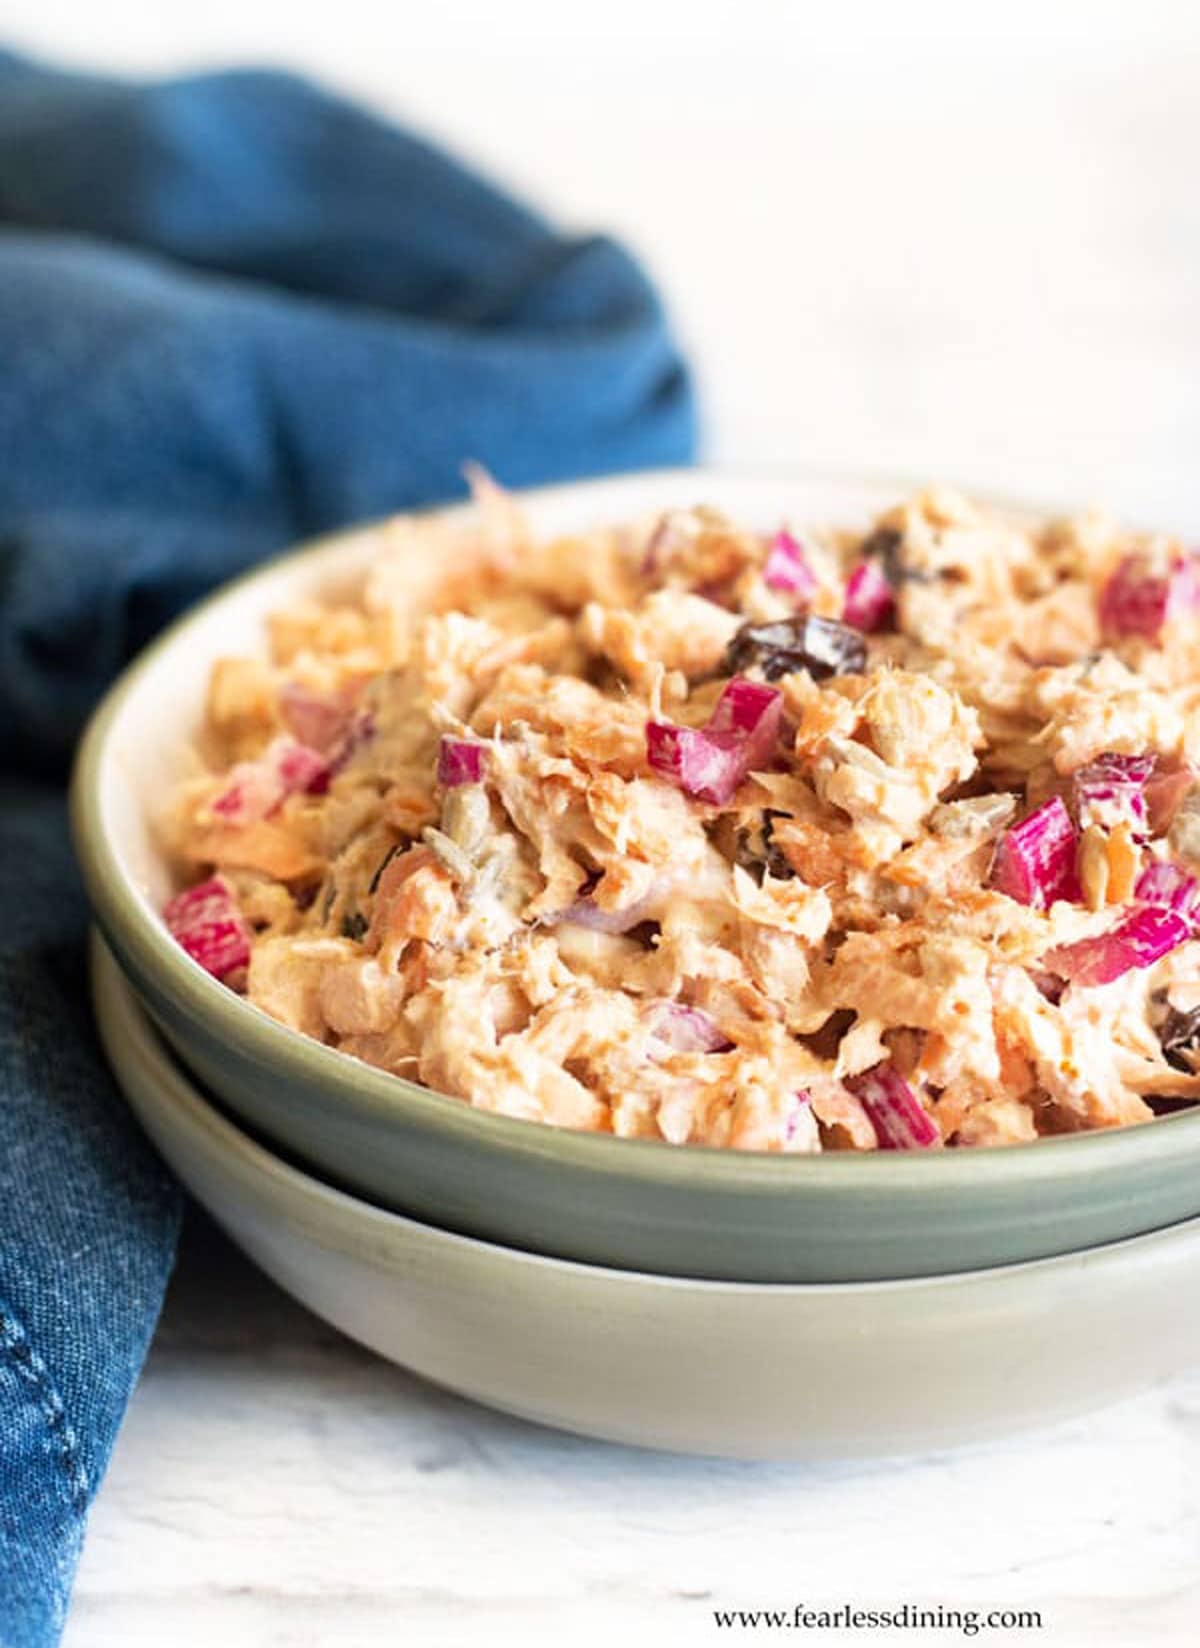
(71, 471, 1200, 1459)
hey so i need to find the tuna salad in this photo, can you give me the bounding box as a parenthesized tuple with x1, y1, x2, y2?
(163, 482, 1200, 1152)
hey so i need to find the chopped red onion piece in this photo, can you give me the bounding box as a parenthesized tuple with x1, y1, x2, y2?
(437, 736, 486, 787)
(1135, 861, 1200, 928)
(273, 740, 330, 796)
(762, 528, 817, 601)
(1099, 557, 1170, 638)
(1048, 905, 1192, 987)
(279, 682, 352, 753)
(647, 1002, 733, 1053)
(990, 796, 1080, 908)
(211, 737, 329, 822)
(210, 767, 278, 824)
(163, 877, 251, 981)
(842, 560, 894, 631)
(1100, 551, 1200, 640)
(1072, 752, 1154, 837)
(1145, 765, 1197, 834)
(846, 1063, 939, 1150)
(1076, 750, 1155, 783)
(707, 677, 785, 770)
(646, 722, 744, 806)
(647, 677, 782, 806)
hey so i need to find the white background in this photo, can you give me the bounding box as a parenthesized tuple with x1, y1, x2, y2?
(4, 4, 1200, 1644)
(6, 0, 1200, 527)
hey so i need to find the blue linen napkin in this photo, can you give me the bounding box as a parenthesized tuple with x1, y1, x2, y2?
(0, 50, 695, 1646)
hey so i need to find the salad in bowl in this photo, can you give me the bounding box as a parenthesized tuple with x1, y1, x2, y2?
(161, 478, 1200, 1155)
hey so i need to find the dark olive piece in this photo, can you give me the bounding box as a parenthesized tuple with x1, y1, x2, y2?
(762, 812, 797, 880)
(859, 525, 932, 586)
(1158, 1004, 1200, 1073)
(721, 616, 867, 682)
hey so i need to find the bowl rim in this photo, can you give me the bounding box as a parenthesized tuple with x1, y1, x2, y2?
(70, 463, 1200, 1196)
(91, 928, 1200, 1296)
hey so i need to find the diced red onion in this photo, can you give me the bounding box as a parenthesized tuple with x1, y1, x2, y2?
(163, 877, 252, 981)
(842, 561, 894, 632)
(846, 1063, 939, 1150)
(1076, 750, 1155, 783)
(707, 677, 785, 771)
(279, 682, 352, 753)
(647, 677, 783, 806)
(211, 737, 329, 823)
(990, 796, 1080, 908)
(646, 723, 745, 806)
(646, 1002, 734, 1053)
(437, 736, 486, 787)
(1135, 860, 1200, 928)
(273, 740, 330, 795)
(1099, 557, 1170, 639)
(1072, 752, 1154, 838)
(1047, 905, 1193, 987)
(1145, 765, 1196, 833)
(1100, 551, 1200, 640)
(762, 528, 817, 601)
(210, 767, 278, 824)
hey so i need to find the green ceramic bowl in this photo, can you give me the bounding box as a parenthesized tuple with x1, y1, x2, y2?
(70, 468, 1200, 1283)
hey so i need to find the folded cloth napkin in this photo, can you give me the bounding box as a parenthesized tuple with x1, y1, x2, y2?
(0, 50, 694, 1647)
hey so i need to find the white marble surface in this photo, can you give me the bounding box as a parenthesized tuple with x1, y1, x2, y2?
(62, 1217, 1200, 1648)
(8, 3, 1200, 1640)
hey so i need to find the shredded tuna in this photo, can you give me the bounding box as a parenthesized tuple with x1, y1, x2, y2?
(164, 483, 1200, 1149)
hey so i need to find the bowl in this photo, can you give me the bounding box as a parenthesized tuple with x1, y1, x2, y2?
(70, 467, 1200, 1283)
(91, 931, 1200, 1460)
